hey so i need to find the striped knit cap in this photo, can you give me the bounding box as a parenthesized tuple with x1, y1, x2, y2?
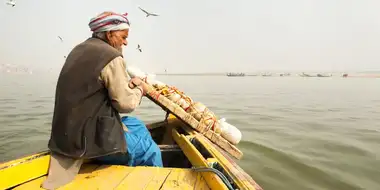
(89, 12, 130, 33)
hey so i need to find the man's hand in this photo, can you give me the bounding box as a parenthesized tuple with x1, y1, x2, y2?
(128, 77, 143, 88)
(140, 83, 150, 96)
(128, 77, 150, 96)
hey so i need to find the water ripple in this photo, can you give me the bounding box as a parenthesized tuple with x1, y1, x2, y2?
(238, 141, 362, 190)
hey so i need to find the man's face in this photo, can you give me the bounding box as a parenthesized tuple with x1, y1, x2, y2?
(106, 29, 129, 52)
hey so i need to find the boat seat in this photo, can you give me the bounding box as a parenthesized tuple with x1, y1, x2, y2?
(158, 144, 181, 152)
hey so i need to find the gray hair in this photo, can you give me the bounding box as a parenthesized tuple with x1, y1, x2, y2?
(92, 32, 106, 40)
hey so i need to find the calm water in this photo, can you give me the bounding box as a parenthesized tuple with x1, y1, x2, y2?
(1, 73, 379, 190)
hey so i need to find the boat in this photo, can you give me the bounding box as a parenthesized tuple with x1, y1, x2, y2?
(299, 72, 315, 77)
(261, 73, 272, 77)
(1, 66, 261, 189)
(316, 74, 332, 77)
(0, 114, 263, 190)
(226, 72, 245, 77)
(279, 73, 291, 77)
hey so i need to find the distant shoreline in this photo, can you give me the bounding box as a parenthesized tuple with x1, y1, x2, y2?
(156, 72, 380, 75)
(154, 73, 380, 78)
(156, 73, 225, 76)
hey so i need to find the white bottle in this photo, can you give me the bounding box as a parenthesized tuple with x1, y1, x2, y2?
(127, 65, 166, 87)
(218, 118, 242, 145)
(127, 65, 146, 78)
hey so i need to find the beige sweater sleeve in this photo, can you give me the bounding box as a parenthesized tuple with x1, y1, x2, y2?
(99, 56, 142, 113)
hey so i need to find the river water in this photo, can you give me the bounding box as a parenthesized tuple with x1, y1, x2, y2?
(0, 73, 379, 190)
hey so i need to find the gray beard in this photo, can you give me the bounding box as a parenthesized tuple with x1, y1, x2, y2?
(111, 45, 123, 54)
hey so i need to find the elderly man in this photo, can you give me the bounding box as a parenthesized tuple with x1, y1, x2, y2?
(42, 12, 162, 189)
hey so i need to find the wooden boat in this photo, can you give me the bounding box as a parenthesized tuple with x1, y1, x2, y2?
(226, 72, 245, 77)
(316, 74, 332, 77)
(0, 115, 263, 190)
(299, 72, 318, 77)
(261, 73, 272, 77)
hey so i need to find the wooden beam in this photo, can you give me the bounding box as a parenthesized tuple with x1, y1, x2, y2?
(144, 84, 243, 160)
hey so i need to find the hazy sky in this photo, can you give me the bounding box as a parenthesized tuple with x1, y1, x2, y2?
(1, 0, 380, 73)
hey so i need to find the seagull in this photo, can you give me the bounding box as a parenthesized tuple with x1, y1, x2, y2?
(138, 7, 159, 17)
(58, 36, 63, 42)
(6, 0, 16, 7)
(136, 44, 142, 52)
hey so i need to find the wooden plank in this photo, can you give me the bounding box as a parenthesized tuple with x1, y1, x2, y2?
(172, 129, 228, 190)
(144, 168, 172, 190)
(116, 166, 171, 189)
(12, 165, 209, 190)
(159, 168, 199, 189)
(60, 165, 134, 190)
(77, 164, 102, 174)
(145, 84, 243, 160)
(158, 144, 181, 152)
(172, 119, 262, 190)
(194, 172, 211, 190)
(195, 135, 263, 190)
(202, 130, 243, 159)
(146, 121, 167, 130)
(0, 151, 50, 190)
(12, 176, 46, 190)
(13, 164, 100, 190)
(0, 151, 48, 168)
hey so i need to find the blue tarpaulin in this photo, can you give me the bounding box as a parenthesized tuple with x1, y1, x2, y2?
(95, 116, 163, 167)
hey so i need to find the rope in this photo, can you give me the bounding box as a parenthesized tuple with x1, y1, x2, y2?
(157, 85, 193, 110)
(191, 167, 236, 190)
(197, 108, 217, 134)
(153, 85, 219, 134)
(164, 111, 170, 122)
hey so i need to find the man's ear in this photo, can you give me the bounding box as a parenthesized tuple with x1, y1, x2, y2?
(105, 31, 112, 41)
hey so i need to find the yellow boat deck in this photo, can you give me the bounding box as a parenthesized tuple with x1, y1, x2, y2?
(13, 164, 210, 190)
(1, 117, 263, 190)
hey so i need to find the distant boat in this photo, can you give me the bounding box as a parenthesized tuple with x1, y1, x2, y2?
(226, 72, 245, 77)
(299, 72, 314, 77)
(261, 73, 272, 77)
(279, 73, 291, 77)
(317, 74, 332, 77)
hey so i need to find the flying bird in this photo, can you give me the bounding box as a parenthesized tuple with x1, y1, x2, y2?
(58, 36, 63, 42)
(136, 44, 142, 52)
(138, 7, 159, 17)
(6, 0, 16, 7)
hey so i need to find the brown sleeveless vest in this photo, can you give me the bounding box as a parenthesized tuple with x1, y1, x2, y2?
(48, 37, 127, 159)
